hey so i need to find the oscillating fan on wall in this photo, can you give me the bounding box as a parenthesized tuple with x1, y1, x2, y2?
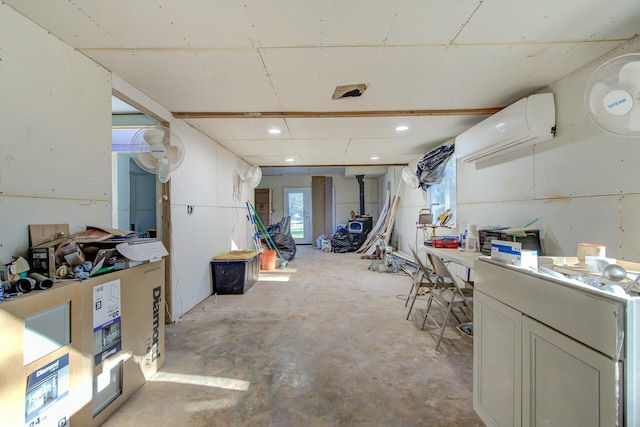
(585, 52, 640, 138)
(233, 165, 263, 199)
(243, 165, 263, 189)
(401, 166, 420, 189)
(130, 126, 185, 182)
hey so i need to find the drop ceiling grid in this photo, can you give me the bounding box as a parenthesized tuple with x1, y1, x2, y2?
(455, 0, 640, 43)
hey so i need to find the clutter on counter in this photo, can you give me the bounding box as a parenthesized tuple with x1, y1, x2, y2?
(0, 224, 168, 302)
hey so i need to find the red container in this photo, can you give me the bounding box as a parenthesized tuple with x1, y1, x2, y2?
(432, 236, 459, 248)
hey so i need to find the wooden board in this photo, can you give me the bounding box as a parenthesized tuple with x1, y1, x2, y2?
(28, 224, 70, 247)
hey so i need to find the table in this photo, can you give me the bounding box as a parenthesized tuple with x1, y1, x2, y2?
(420, 246, 483, 282)
(422, 246, 481, 269)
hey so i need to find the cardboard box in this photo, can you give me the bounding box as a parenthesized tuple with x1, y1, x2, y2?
(491, 240, 538, 268)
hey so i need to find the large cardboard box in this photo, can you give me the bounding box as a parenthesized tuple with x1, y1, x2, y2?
(0, 260, 165, 427)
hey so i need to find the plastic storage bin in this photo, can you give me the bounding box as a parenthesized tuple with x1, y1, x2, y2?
(432, 236, 459, 248)
(210, 250, 261, 294)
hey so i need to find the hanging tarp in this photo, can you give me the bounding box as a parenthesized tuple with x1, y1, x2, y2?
(416, 143, 455, 191)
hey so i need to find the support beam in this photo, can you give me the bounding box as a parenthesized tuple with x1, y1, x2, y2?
(172, 107, 501, 119)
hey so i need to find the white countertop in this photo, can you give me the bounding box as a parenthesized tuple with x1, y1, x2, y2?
(420, 245, 482, 270)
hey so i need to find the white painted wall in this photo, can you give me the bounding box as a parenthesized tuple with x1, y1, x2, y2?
(1, 5, 252, 321)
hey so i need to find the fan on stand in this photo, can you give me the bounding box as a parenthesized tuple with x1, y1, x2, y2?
(130, 126, 185, 182)
(585, 52, 640, 137)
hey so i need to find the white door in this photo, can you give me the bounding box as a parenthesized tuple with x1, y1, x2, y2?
(284, 187, 312, 244)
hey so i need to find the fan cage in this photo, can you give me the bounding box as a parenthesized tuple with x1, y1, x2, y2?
(584, 53, 640, 138)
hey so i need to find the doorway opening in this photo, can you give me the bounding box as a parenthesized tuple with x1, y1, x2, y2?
(111, 96, 160, 236)
(284, 187, 312, 244)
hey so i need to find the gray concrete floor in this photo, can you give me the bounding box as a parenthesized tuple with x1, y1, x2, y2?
(102, 246, 482, 426)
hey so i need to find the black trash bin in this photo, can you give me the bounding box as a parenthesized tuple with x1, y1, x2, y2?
(210, 250, 261, 294)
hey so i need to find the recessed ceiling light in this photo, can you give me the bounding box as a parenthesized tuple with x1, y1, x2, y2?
(285, 158, 294, 162)
(370, 156, 380, 160)
(396, 125, 409, 131)
(268, 128, 281, 134)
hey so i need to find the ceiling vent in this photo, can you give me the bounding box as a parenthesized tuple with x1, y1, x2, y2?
(332, 84, 367, 100)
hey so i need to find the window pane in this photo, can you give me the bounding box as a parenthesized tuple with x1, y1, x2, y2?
(429, 155, 456, 224)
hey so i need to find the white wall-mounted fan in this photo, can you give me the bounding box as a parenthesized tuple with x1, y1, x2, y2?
(585, 52, 640, 138)
(130, 126, 185, 183)
(233, 165, 263, 199)
(243, 165, 263, 188)
(401, 166, 419, 189)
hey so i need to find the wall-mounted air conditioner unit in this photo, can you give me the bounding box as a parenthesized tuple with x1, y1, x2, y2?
(455, 93, 556, 163)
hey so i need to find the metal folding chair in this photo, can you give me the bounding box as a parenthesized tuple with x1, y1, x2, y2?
(406, 246, 436, 320)
(422, 253, 474, 351)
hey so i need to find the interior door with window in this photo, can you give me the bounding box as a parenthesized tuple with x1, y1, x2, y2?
(284, 187, 312, 244)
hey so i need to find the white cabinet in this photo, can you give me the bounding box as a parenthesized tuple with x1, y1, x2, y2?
(474, 291, 521, 427)
(473, 259, 628, 427)
(522, 317, 619, 427)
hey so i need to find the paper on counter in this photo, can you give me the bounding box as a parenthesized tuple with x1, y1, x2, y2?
(116, 240, 168, 262)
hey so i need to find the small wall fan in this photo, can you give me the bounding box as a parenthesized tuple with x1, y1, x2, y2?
(585, 52, 640, 137)
(243, 165, 263, 188)
(130, 126, 185, 182)
(233, 165, 263, 199)
(401, 166, 419, 189)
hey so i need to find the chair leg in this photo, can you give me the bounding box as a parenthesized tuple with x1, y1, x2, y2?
(435, 302, 455, 351)
(421, 295, 435, 330)
(406, 285, 418, 320)
(404, 272, 420, 307)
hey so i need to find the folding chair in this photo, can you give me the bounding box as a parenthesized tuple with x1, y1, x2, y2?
(405, 246, 436, 320)
(422, 253, 474, 351)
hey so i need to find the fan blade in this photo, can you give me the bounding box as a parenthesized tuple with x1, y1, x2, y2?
(135, 151, 159, 171)
(244, 165, 262, 188)
(165, 145, 185, 168)
(619, 61, 640, 94)
(143, 128, 166, 146)
(629, 105, 640, 131)
(589, 82, 610, 116)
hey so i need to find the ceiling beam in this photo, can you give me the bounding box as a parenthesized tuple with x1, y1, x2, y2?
(260, 163, 407, 168)
(172, 107, 502, 119)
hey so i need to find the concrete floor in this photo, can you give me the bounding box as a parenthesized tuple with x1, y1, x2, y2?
(102, 246, 483, 426)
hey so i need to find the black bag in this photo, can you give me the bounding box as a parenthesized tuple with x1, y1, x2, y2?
(266, 216, 297, 261)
